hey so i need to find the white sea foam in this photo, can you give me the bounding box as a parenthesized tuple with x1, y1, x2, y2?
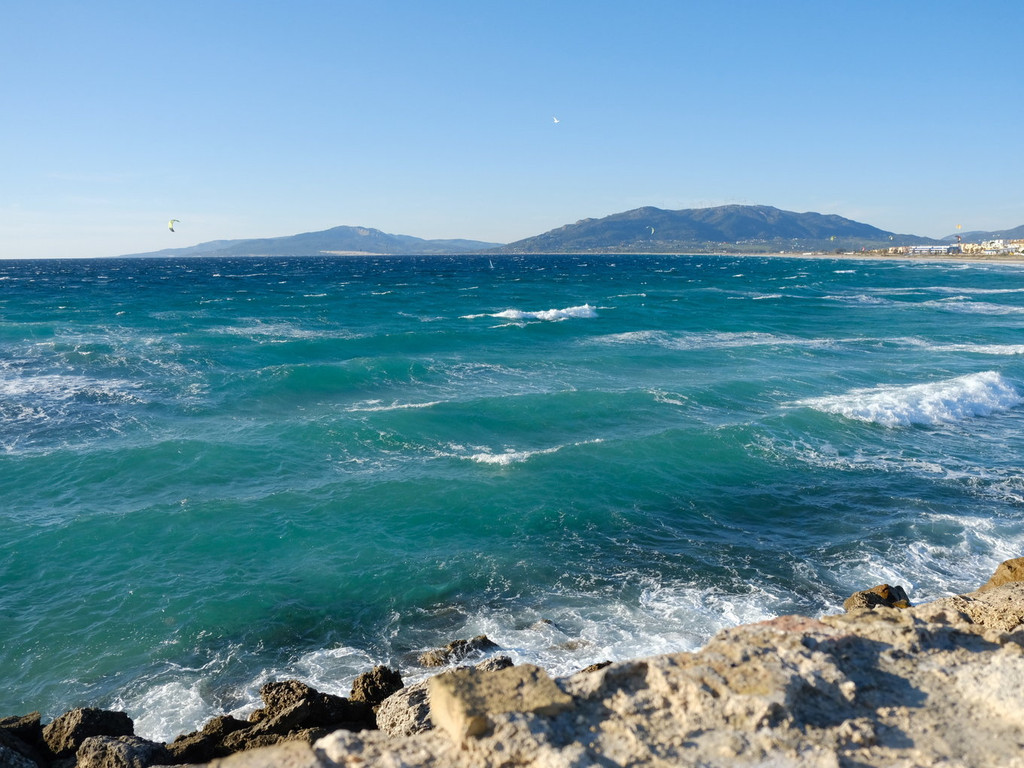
(927, 343, 1024, 356)
(347, 399, 444, 412)
(216, 321, 358, 341)
(0, 373, 144, 404)
(590, 330, 834, 352)
(465, 439, 603, 466)
(421, 577, 788, 681)
(923, 286, 1024, 295)
(873, 337, 1024, 356)
(825, 293, 888, 305)
(834, 511, 1024, 604)
(922, 299, 1024, 315)
(228, 645, 379, 722)
(118, 679, 212, 744)
(649, 389, 690, 407)
(797, 371, 1022, 427)
(462, 304, 598, 323)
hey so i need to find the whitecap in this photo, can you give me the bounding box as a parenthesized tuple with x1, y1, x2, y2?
(347, 400, 443, 412)
(465, 439, 603, 466)
(462, 304, 597, 322)
(649, 389, 690, 407)
(796, 371, 1023, 427)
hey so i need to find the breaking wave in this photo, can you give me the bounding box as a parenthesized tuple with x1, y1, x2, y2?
(797, 371, 1023, 427)
(463, 439, 603, 466)
(462, 304, 598, 322)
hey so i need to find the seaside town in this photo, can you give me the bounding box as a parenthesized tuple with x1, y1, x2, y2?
(894, 238, 1024, 257)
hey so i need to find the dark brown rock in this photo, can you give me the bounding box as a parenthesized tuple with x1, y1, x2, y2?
(198, 715, 252, 740)
(42, 709, 133, 759)
(248, 680, 361, 729)
(251, 701, 313, 737)
(417, 635, 500, 667)
(166, 715, 250, 763)
(75, 735, 170, 768)
(842, 583, 911, 612)
(0, 714, 47, 767)
(242, 680, 374, 743)
(0, 714, 42, 748)
(0, 743, 38, 768)
(350, 666, 403, 710)
(169, 679, 378, 761)
(978, 557, 1024, 592)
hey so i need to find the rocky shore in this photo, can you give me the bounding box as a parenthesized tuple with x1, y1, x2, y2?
(3, 559, 1024, 768)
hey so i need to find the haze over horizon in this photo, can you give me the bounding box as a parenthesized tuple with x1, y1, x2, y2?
(2, 1, 1022, 259)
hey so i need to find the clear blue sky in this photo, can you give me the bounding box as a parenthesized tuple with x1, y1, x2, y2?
(2, 1, 1022, 258)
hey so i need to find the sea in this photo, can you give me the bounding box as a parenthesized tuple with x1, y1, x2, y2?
(2, 253, 1024, 741)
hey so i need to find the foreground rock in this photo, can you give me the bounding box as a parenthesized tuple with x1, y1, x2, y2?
(209, 575, 1024, 767)
(8, 558, 1024, 767)
(980, 556, 1024, 591)
(428, 663, 573, 741)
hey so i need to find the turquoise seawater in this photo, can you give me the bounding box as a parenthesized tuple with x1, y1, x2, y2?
(2, 254, 1024, 739)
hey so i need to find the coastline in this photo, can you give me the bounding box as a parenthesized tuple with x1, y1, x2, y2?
(602, 250, 1024, 266)
(4, 559, 1024, 768)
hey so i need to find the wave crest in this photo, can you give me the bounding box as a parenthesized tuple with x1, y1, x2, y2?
(797, 371, 1022, 427)
(463, 304, 597, 322)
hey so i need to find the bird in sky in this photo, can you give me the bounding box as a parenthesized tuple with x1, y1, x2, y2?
(168, 219, 180, 232)
(552, 116, 560, 124)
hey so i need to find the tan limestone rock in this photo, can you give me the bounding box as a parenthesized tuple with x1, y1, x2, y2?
(978, 556, 1024, 592)
(427, 663, 573, 741)
(962, 580, 1024, 631)
(207, 739, 323, 768)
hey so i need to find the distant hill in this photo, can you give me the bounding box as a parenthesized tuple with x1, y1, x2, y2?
(122, 226, 502, 258)
(121, 206, 1023, 260)
(494, 205, 937, 254)
(942, 224, 1024, 243)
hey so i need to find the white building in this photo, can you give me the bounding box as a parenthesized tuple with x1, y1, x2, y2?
(908, 245, 961, 255)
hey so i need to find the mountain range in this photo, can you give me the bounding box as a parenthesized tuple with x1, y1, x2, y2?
(123, 206, 1022, 258)
(497, 205, 931, 254)
(123, 226, 502, 259)
(941, 224, 1024, 243)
